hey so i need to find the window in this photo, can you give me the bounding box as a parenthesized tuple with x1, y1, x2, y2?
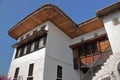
(78, 42, 98, 57)
(84, 43, 91, 55)
(27, 77, 33, 80)
(15, 48, 21, 58)
(13, 67, 19, 80)
(38, 38, 44, 49)
(23, 45, 27, 55)
(15, 35, 47, 59)
(27, 63, 34, 80)
(78, 46, 84, 56)
(28, 63, 34, 76)
(30, 42, 35, 52)
(26, 44, 31, 54)
(34, 40, 39, 51)
(112, 18, 120, 25)
(57, 65, 62, 80)
(19, 47, 24, 57)
(91, 42, 98, 53)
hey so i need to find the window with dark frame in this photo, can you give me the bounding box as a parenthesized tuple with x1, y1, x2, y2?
(84, 43, 91, 55)
(19, 47, 24, 57)
(23, 45, 27, 55)
(26, 43, 31, 54)
(27, 77, 33, 80)
(28, 63, 34, 76)
(78, 42, 98, 57)
(73, 35, 109, 70)
(91, 41, 98, 54)
(57, 65, 62, 80)
(38, 38, 44, 49)
(78, 46, 84, 56)
(30, 42, 35, 52)
(15, 48, 21, 58)
(13, 67, 19, 80)
(27, 63, 34, 80)
(15, 35, 47, 59)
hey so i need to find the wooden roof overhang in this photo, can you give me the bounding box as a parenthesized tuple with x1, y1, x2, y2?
(8, 4, 104, 40)
(8, 4, 76, 39)
(96, 2, 120, 18)
(74, 17, 104, 37)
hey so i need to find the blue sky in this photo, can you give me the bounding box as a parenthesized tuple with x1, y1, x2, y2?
(0, 0, 117, 75)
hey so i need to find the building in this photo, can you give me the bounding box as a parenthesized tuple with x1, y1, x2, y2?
(8, 1, 120, 80)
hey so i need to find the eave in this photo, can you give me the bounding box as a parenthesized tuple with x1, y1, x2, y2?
(74, 17, 104, 37)
(8, 4, 76, 39)
(96, 2, 120, 17)
(8, 4, 104, 39)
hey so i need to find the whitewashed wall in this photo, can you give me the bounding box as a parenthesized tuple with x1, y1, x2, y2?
(8, 22, 48, 80)
(8, 48, 46, 80)
(100, 11, 120, 80)
(103, 11, 120, 54)
(8, 20, 107, 80)
(43, 21, 80, 80)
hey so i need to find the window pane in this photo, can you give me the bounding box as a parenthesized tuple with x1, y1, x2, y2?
(34, 40, 39, 51)
(43, 37, 47, 45)
(38, 38, 44, 49)
(57, 65, 62, 78)
(27, 44, 31, 54)
(84, 43, 91, 55)
(30, 42, 35, 52)
(56, 79, 62, 80)
(27, 77, 33, 80)
(14, 67, 19, 78)
(23, 46, 27, 55)
(78, 46, 84, 56)
(91, 42, 98, 53)
(28, 63, 34, 76)
(19, 47, 24, 57)
(15, 48, 21, 58)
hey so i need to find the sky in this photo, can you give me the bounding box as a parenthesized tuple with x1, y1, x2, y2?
(0, 0, 117, 75)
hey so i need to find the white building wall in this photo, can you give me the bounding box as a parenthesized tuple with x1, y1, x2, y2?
(94, 11, 120, 80)
(8, 48, 46, 80)
(8, 22, 48, 80)
(103, 11, 120, 54)
(8, 21, 107, 80)
(43, 21, 80, 80)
